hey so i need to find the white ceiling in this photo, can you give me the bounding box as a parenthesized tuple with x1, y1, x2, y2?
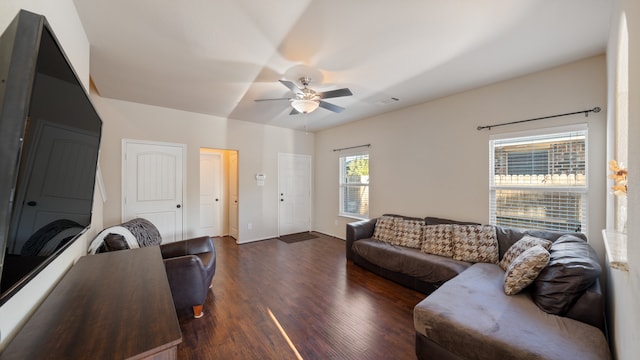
(73, 0, 612, 132)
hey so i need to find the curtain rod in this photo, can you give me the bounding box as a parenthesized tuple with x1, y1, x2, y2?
(332, 144, 371, 152)
(477, 107, 601, 131)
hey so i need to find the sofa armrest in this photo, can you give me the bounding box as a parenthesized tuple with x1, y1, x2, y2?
(346, 218, 377, 260)
(160, 236, 214, 258)
(565, 278, 605, 332)
(163, 255, 209, 308)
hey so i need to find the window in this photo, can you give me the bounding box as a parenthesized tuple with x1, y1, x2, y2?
(489, 125, 588, 234)
(339, 152, 369, 218)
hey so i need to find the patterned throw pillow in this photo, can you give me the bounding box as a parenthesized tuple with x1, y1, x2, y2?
(421, 224, 454, 257)
(373, 216, 398, 243)
(395, 219, 424, 249)
(504, 245, 550, 295)
(452, 225, 499, 264)
(499, 235, 553, 271)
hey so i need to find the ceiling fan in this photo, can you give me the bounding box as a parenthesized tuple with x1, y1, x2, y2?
(255, 77, 352, 115)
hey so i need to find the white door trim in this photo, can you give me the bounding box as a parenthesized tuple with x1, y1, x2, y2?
(121, 139, 187, 239)
(229, 151, 239, 240)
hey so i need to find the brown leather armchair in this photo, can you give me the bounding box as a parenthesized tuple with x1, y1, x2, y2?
(159, 236, 216, 318)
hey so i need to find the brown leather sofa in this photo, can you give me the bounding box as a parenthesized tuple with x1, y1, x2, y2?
(160, 236, 216, 318)
(347, 215, 611, 360)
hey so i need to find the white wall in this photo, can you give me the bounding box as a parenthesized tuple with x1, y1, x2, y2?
(92, 96, 314, 243)
(0, 1, 90, 88)
(315, 55, 608, 261)
(0, 0, 102, 350)
(606, 1, 640, 359)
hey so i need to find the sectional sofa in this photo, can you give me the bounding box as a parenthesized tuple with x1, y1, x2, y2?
(346, 214, 611, 360)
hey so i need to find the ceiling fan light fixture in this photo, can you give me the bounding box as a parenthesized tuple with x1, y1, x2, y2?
(291, 99, 319, 114)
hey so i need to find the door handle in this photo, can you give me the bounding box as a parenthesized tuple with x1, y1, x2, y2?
(215, 198, 219, 202)
(27, 201, 37, 206)
(176, 204, 181, 208)
(280, 199, 284, 202)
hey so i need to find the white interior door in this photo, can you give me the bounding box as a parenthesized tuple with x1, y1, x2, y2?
(199, 151, 222, 237)
(278, 153, 311, 236)
(229, 152, 239, 239)
(123, 140, 185, 243)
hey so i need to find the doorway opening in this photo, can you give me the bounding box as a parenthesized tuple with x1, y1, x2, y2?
(199, 148, 239, 239)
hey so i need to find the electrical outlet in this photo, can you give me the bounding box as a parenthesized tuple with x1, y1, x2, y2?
(247, 223, 252, 230)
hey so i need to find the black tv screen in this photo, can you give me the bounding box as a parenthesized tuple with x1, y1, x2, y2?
(0, 10, 102, 304)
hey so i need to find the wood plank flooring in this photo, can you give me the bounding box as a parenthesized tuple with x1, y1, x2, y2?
(175, 233, 425, 359)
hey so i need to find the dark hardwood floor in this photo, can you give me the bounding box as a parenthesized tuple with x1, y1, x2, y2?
(175, 233, 425, 360)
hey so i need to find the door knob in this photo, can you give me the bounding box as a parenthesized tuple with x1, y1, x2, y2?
(280, 199, 284, 202)
(27, 201, 37, 206)
(176, 204, 181, 208)
(215, 198, 219, 202)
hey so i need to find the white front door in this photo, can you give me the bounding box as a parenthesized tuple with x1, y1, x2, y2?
(123, 140, 185, 243)
(199, 151, 222, 237)
(229, 151, 239, 239)
(278, 153, 311, 236)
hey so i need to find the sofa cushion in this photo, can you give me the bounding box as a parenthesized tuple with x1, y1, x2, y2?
(499, 235, 552, 271)
(395, 219, 424, 249)
(352, 238, 471, 285)
(421, 224, 454, 257)
(414, 263, 611, 360)
(532, 234, 602, 315)
(372, 215, 398, 244)
(452, 225, 499, 264)
(503, 245, 550, 295)
(425, 217, 480, 226)
(494, 226, 587, 260)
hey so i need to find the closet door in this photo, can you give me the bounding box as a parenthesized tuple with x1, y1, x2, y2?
(123, 140, 185, 243)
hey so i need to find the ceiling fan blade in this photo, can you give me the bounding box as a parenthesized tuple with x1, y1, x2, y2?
(289, 107, 301, 115)
(317, 88, 352, 99)
(319, 100, 345, 113)
(279, 80, 304, 95)
(254, 98, 291, 102)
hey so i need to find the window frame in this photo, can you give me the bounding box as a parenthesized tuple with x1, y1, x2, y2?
(489, 124, 588, 235)
(338, 151, 369, 220)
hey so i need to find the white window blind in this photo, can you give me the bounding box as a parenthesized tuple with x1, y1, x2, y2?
(489, 125, 588, 234)
(339, 152, 369, 218)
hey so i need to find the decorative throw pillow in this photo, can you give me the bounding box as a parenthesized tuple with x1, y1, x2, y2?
(421, 224, 454, 257)
(452, 225, 499, 264)
(104, 233, 129, 251)
(503, 245, 550, 295)
(395, 219, 424, 249)
(373, 216, 398, 244)
(499, 235, 552, 271)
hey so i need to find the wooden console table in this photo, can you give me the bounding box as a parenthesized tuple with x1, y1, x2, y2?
(0, 246, 182, 359)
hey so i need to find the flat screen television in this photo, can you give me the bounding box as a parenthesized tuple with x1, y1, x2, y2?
(0, 10, 102, 304)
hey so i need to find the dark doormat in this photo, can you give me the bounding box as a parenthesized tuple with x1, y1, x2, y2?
(278, 232, 318, 244)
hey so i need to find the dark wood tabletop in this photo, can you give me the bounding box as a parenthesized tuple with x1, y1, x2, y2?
(0, 246, 182, 359)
